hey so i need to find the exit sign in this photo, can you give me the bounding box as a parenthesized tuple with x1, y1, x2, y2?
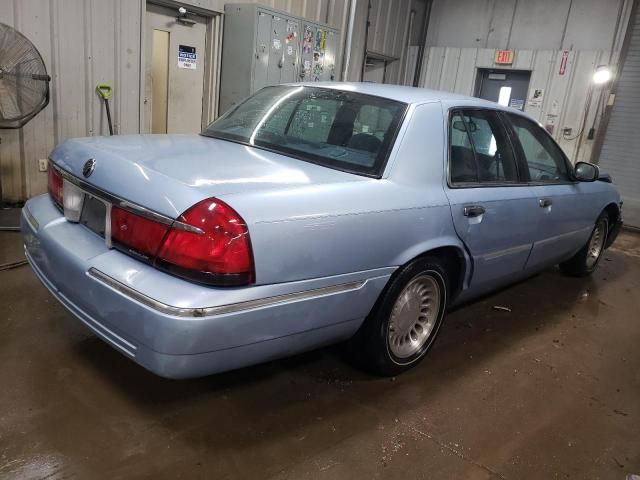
(495, 50, 514, 65)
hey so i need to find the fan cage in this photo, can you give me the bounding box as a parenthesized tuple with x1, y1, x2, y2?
(0, 22, 51, 129)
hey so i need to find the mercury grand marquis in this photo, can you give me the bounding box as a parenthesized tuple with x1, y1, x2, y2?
(22, 83, 623, 378)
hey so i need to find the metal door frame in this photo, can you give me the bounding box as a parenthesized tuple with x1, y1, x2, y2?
(139, 0, 223, 133)
(473, 68, 532, 100)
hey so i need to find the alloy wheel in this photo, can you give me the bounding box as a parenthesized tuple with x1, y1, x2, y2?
(586, 220, 607, 269)
(388, 274, 441, 359)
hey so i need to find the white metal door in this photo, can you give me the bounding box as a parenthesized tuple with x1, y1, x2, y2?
(145, 4, 207, 134)
(598, 6, 640, 228)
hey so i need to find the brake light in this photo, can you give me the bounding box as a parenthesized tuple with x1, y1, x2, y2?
(156, 198, 254, 286)
(48, 167, 63, 207)
(111, 207, 170, 259)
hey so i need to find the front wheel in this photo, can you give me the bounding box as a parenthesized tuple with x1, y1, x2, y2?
(353, 257, 448, 376)
(559, 212, 609, 277)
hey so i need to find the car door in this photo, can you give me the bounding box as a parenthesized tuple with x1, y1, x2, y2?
(444, 108, 538, 297)
(504, 113, 594, 270)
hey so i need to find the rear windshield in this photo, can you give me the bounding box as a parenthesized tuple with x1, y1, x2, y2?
(202, 86, 407, 177)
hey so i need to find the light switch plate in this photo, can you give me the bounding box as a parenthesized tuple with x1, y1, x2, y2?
(38, 159, 48, 172)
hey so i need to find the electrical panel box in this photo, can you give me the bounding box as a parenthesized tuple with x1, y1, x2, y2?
(299, 20, 340, 82)
(219, 4, 341, 114)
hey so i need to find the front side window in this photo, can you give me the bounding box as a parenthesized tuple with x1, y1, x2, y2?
(203, 86, 407, 177)
(449, 109, 519, 185)
(507, 114, 570, 182)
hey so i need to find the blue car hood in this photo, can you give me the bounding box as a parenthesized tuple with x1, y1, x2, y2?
(50, 134, 362, 218)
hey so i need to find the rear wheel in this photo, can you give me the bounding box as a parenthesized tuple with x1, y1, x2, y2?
(353, 257, 448, 376)
(559, 212, 609, 277)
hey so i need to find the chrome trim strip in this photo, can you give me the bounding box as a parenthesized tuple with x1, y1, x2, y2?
(50, 161, 203, 235)
(534, 225, 592, 246)
(482, 243, 532, 261)
(104, 202, 113, 248)
(119, 200, 174, 226)
(171, 221, 205, 234)
(119, 201, 204, 234)
(87, 267, 366, 318)
(23, 205, 39, 231)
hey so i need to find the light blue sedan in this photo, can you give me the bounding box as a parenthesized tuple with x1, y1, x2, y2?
(22, 83, 622, 378)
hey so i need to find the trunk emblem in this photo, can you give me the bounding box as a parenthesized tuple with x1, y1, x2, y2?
(83, 158, 96, 178)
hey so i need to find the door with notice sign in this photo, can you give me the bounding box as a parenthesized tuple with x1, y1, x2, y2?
(145, 4, 209, 134)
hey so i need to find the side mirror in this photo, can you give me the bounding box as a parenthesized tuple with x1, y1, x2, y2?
(574, 161, 599, 182)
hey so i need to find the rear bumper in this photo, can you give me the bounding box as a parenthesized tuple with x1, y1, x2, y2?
(22, 195, 392, 378)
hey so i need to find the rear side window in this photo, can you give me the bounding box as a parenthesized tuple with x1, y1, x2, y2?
(507, 114, 570, 182)
(449, 109, 519, 185)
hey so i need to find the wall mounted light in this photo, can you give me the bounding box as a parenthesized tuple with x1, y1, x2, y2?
(593, 65, 612, 85)
(176, 6, 196, 26)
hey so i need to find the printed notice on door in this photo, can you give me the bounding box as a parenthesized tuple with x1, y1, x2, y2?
(178, 45, 197, 69)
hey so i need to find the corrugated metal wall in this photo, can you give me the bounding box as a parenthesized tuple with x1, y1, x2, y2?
(427, 0, 632, 50)
(598, 4, 640, 228)
(0, 0, 352, 203)
(226, 0, 349, 26)
(346, 0, 417, 84)
(367, 0, 414, 83)
(426, 0, 630, 51)
(195, 0, 421, 84)
(418, 0, 634, 164)
(3, 0, 633, 202)
(419, 47, 613, 162)
(0, 0, 143, 203)
(0, 0, 421, 202)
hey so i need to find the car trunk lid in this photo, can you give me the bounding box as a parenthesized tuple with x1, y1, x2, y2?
(50, 134, 362, 219)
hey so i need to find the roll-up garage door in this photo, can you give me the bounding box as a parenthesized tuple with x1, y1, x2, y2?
(598, 6, 640, 228)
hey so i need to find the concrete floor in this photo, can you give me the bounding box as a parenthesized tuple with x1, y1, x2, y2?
(1, 221, 639, 479)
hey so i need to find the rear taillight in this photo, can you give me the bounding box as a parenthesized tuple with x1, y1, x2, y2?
(110, 198, 254, 286)
(48, 167, 63, 207)
(111, 207, 170, 260)
(156, 198, 254, 286)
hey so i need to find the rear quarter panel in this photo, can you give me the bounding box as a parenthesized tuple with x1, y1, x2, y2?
(220, 101, 465, 285)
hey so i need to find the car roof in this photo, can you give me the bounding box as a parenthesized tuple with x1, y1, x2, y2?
(287, 81, 532, 118)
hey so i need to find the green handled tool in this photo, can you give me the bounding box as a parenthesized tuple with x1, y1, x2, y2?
(96, 83, 114, 135)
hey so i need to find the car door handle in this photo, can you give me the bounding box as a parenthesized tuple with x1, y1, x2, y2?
(539, 198, 553, 208)
(463, 205, 486, 217)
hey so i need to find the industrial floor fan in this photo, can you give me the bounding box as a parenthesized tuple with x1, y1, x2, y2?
(0, 22, 51, 270)
(0, 22, 51, 129)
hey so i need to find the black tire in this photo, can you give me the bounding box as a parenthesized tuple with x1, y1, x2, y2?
(352, 256, 448, 376)
(559, 212, 609, 277)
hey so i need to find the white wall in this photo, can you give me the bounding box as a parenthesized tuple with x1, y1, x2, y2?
(2, 0, 425, 202)
(0, 0, 143, 202)
(426, 0, 629, 51)
(0, 0, 356, 202)
(420, 48, 614, 162)
(419, 0, 635, 163)
(5, 0, 621, 201)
